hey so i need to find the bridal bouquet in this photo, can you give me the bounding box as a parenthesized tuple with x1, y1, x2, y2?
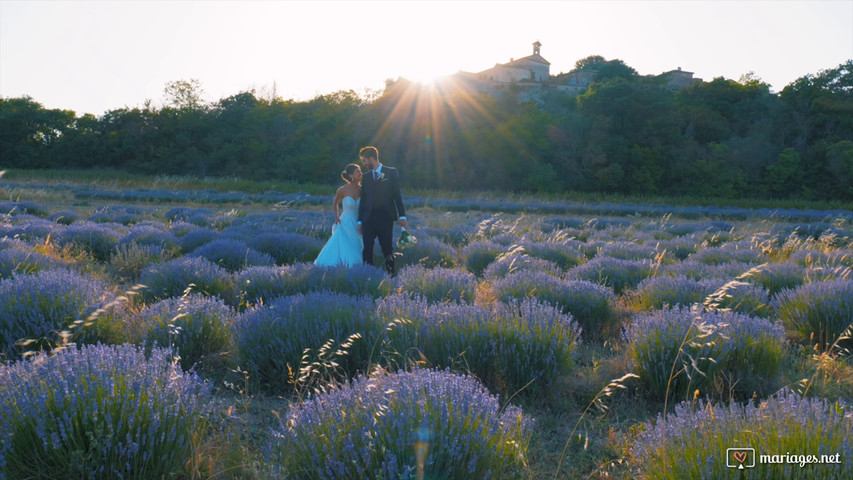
(397, 227, 417, 249)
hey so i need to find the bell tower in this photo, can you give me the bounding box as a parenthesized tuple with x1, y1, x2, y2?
(533, 40, 542, 56)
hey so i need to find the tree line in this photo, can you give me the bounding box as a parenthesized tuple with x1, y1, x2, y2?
(1, 58, 851, 201)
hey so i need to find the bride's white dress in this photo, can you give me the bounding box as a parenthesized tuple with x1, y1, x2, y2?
(314, 196, 364, 267)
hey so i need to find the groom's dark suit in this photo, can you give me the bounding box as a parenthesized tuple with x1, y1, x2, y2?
(358, 165, 406, 275)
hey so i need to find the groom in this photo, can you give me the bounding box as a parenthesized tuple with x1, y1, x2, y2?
(357, 145, 407, 276)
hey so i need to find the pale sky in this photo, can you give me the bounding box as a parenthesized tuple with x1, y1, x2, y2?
(1, 0, 851, 116)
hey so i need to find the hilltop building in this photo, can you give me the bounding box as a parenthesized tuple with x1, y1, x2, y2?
(453, 42, 702, 98)
(657, 67, 703, 89)
(456, 41, 551, 96)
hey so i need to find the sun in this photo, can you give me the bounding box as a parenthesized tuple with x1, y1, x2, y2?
(401, 66, 443, 87)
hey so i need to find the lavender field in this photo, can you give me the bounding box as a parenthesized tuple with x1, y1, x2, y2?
(0, 177, 851, 479)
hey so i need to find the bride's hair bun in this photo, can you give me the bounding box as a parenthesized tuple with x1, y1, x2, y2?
(341, 163, 361, 183)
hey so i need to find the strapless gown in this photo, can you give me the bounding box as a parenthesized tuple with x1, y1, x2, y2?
(314, 196, 364, 267)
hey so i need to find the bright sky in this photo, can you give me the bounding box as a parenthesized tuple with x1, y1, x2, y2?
(1, 0, 851, 116)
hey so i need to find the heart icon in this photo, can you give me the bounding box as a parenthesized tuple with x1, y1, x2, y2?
(734, 451, 748, 463)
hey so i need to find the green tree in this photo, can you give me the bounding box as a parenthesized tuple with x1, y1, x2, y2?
(765, 148, 802, 197)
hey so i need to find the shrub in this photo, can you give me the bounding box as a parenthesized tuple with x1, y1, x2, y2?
(247, 232, 323, 265)
(788, 248, 853, 268)
(230, 265, 290, 307)
(432, 224, 474, 247)
(521, 239, 587, 270)
(138, 256, 232, 303)
(597, 241, 660, 262)
(461, 241, 504, 277)
(244, 262, 391, 299)
(135, 294, 235, 371)
(631, 275, 719, 311)
(0, 201, 48, 217)
(624, 307, 786, 400)
(569, 256, 655, 294)
(188, 238, 275, 273)
(267, 368, 531, 480)
(662, 260, 753, 281)
(632, 390, 852, 480)
(118, 225, 179, 251)
(745, 262, 806, 295)
(706, 280, 772, 318)
(492, 271, 618, 342)
(179, 227, 220, 253)
(394, 235, 457, 269)
(0, 269, 112, 360)
(376, 294, 579, 395)
(46, 209, 80, 225)
(169, 220, 199, 237)
(53, 222, 124, 261)
(0, 344, 213, 478)
(0, 247, 63, 279)
(773, 279, 853, 351)
(396, 265, 476, 304)
(689, 246, 765, 266)
(655, 235, 701, 260)
(482, 252, 561, 280)
(166, 206, 216, 226)
(108, 242, 170, 283)
(234, 292, 378, 392)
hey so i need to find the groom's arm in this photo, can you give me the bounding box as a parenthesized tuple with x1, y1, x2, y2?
(390, 168, 407, 225)
(357, 181, 367, 224)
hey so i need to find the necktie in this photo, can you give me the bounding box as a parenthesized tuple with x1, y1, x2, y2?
(373, 170, 379, 180)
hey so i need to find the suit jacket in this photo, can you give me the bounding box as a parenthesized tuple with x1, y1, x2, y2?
(358, 165, 405, 225)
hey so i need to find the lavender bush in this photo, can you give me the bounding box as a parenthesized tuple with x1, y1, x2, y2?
(267, 368, 531, 479)
(746, 262, 806, 295)
(238, 262, 391, 300)
(632, 390, 852, 479)
(188, 238, 275, 272)
(569, 256, 655, 294)
(234, 292, 378, 392)
(482, 252, 562, 280)
(108, 242, 170, 283)
(179, 227, 220, 253)
(46, 209, 80, 225)
(773, 279, 853, 351)
(492, 271, 618, 342)
(461, 241, 504, 277)
(117, 225, 179, 251)
(134, 294, 235, 371)
(376, 294, 579, 395)
(689, 245, 765, 266)
(394, 235, 457, 269)
(396, 265, 477, 304)
(0, 200, 48, 217)
(52, 222, 125, 261)
(138, 256, 232, 303)
(0, 344, 213, 478)
(655, 235, 701, 260)
(631, 275, 720, 311)
(662, 260, 754, 281)
(624, 308, 786, 399)
(0, 247, 63, 279)
(247, 232, 323, 265)
(520, 239, 587, 271)
(0, 269, 112, 360)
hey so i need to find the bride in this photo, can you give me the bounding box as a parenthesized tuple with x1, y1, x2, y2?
(314, 164, 364, 267)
